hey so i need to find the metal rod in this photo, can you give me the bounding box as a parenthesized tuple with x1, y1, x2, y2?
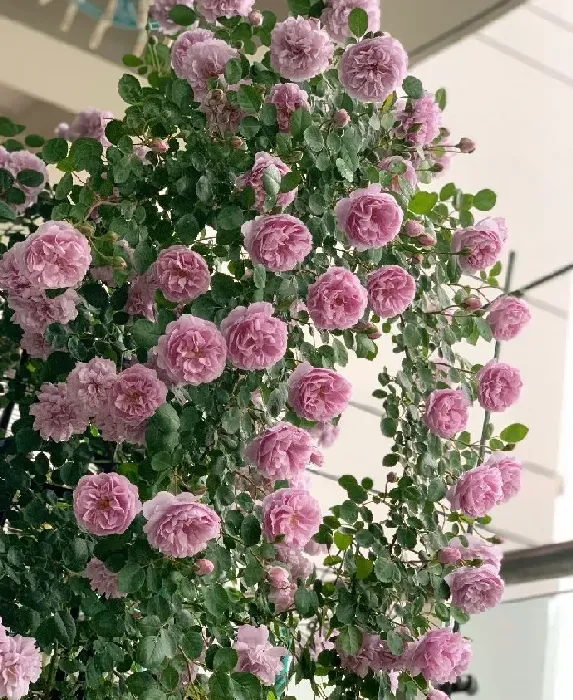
(501, 540, 573, 585)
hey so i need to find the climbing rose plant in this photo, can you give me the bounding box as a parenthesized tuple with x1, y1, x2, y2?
(0, 0, 531, 698)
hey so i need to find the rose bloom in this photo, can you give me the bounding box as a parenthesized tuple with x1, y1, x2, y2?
(153, 245, 210, 303)
(486, 296, 531, 341)
(67, 357, 117, 418)
(0, 635, 42, 700)
(96, 413, 148, 446)
(242, 214, 312, 272)
(245, 422, 323, 482)
(477, 359, 522, 412)
(438, 547, 462, 565)
(22, 220, 91, 289)
(30, 382, 88, 442)
(447, 464, 504, 518)
(20, 330, 53, 360)
(450, 565, 504, 614)
(451, 217, 507, 273)
(60, 109, 113, 146)
(109, 364, 167, 425)
(321, 0, 380, 43)
(172, 38, 238, 94)
(485, 451, 522, 502)
(448, 534, 502, 572)
(266, 83, 310, 133)
(379, 156, 417, 193)
(233, 625, 288, 686)
(84, 557, 126, 599)
(195, 558, 215, 576)
(196, 0, 254, 22)
(423, 389, 469, 439)
(339, 35, 408, 103)
(308, 421, 340, 448)
(267, 565, 290, 590)
(395, 94, 442, 146)
(8, 150, 48, 209)
(275, 544, 313, 580)
(0, 242, 32, 295)
(427, 691, 449, 700)
(270, 18, 334, 82)
(407, 628, 471, 685)
(262, 487, 322, 548)
(73, 472, 141, 536)
(367, 266, 416, 318)
(150, 0, 195, 33)
(221, 302, 288, 370)
(171, 28, 215, 76)
(339, 633, 404, 679)
(335, 184, 403, 251)
(143, 491, 221, 558)
(269, 579, 296, 612)
(236, 152, 297, 213)
(124, 273, 156, 322)
(288, 362, 351, 421)
(8, 288, 80, 334)
(307, 267, 367, 330)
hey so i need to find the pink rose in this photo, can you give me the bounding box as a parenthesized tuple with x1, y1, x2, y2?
(335, 184, 403, 251)
(84, 557, 126, 599)
(242, 214, 312, 272)
(367, 265, 416, 318)
(172, 38, 238, 94)
(447, 464, 504, 518)
(339, 35, 408, 103)
(423, 389, 469, 439)
(427, 691, 449, 700)
(486, 296, 530, 341)
(171, 28, 215, 76)
(321, 0, 380, 43)
(267, 565, 290, 589)
(96, 413, 148, 446)
(395, 94, 442, 146)
(67, 357, 117, 418)
(307, 267, 367, 330)
(269, 579, 296, 612)
(476, 359, 522, 412)
(143, 491, 221, 557)
(7, 150, 48, 210)
(8, 288, 80, 333)
(438, 547, 462, 565)
(0, 635, 42, 700)
(275, 544, 313, 580)
(245, 422, 323, 482)
(236, 152, 297, 213)
(0, 242, 32, 294)
(262, 487, 321, 548)
(270, 18, 334, 82)
(62, 109, 113, 146)
(23, 221, 91, 288)
(308, 421, 340, 449)
(30, 382, 88, 442)
(448, 534, 502, 572)
(196, 0, 254, 22)
(404, 220, 425, 239)
(195, 558, 215, 575)
(20, 330, 53, 360)
(73, 473, 141, 536)
(407, 629, 471, 685)
(109, 364, 167, 425)
(451, 217, 507, 273)
(233, 625, 287, 686)
(221, 302, 287, 370)
(339, 633, 403, 679)
(379, 156, 417, 193)
(288, 362, 351, 421)
(125, 273, 157, 322)
(484, 452, 521, 502)
(450, 565, 504, 614)
(152, 246, 210, 304)
(266, 83, 311, 133)
(333, 109, 351, 127)
(150, 0, 196, 33)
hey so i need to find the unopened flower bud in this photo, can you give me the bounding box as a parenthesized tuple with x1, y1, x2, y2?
(411, 254, 423, 265)
(490, 535, 504, 545)
(462, 295, 482, 311)
(242, 268, 254, 280)
(439, 127, 451, 138)
(195, 559, 215, 576)
(387, 471, 398, 482)
(430, 162, 444, 173)
(333, 109, 350, 127)
(367, 328, 382, 340)
(151, 139, 169, 153)
(248, 10, 263, 26)
(418, 232, 436, 247)
(458, 137, 476, 154)
(230, 136, 244, 149)
(210, 89, 225, 101)
(404, 220, 425, 238)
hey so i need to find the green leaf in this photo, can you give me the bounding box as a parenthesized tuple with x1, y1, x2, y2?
(0, 201, 15, 220)
(260, 103, 277, 126)
(118, 561, 144, 593)
(69, 137, 103, 172)
(240, 514, 261, 547)
(168, 4, 197, 24)
(53, 611, 76, 646)
(375, 558, 399, 583)
(333, 338, 348, 366)
(222, 406, 241, 433)
(280, 171, 301, 193)
(386, 630, 404, 655)
(403, 324, 422, 347)
(294, 588, 318, 615)
(0, 117, 24, 137)
(214, 648, 239, 673)
(435, 87, 447, 110)
(25, 133, 45, 148)
(217, 206, 244, 231)
(118, 74, 142, 104)
(239, 116, 261, 139)
(474, 188, 496, 211)
(181, 629, 204, 659)
(62, 539, 90, 572)
(382, 453, 399, 466)
(263, 164, 282, 197)
(131, 319, 161, 351)
(236, 85, 262, 113)
(427, 478, 447, 502)
(253, 264, 266, 289)
(303, 124, 324, 152)
(209, 672, 233, 700)
(355, 556, 374, 580)
(348, 6, 368, 36)
(17, 169, 44, 187)
(81, 282, 108, 309)
(137, 630, 175, 669)
(500, 423, 529, 443)
(440, 182, 456, 201)
(42, 138, 68, 164)
(225, 58, 243, 85)
(409, 191, 438, 215)
(337, 626, 363, 655)
(334, 531, 352, 550)
(475, 317, 493, 341)
(123, 53, 143, 67)
(287, 0, 310, 16)
(290, 108, 312, 138)
(403, 76, 423, 99)
(381, 417, 397, 437)
(205, 584, 229, 617)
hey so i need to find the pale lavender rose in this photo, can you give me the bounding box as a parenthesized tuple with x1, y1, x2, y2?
(339, 633, 403, 679)
(143, 492, 221, 557)
(451, 217, 507, 273)
(448, 534, 502, 572)
(367, 265, 416, 318)
(304, 539, 327, 557)
(30, 382, 88, 442)
(267, 565, 290, 589)
(22, 221, 91, 289)
(395, 94, 442, 146)
(242, 214, 312, 272)
(221, 302, 288, 370)
(450, 565, 504, 614)
(109, 364, 167, 425)
(339, 35, 408, 103)
(196, 0, 254, 22)
(96, 413, 148, 446)
(63, 109, 113, 146)
(266, 83, 311, 133)
(333, 109, 350, 127)
(67, 357, 117, 418)
(153, 245, 210, 303)
(427, 691, 449, 700)
(447, 464, 504, 518)
(321, 0, 380, 43)
(308, 421, 340, 448)
(307, 267, 367, 330)
(73, 473, 141, 536)
(407, 629, 471, 685)
(20, 330, 53, 360)
(0, 635, 42, 700)
(236, 152, 297, 213)
(335, 184, 403, 251)
(245, 422, 323, 482)
(233, 625, 288, 686)
(84, 557, 127, 599)
(149, 0, 195, 34)
(275, 543, 314, 580)
(476, 359, 522, 412)
(423, 389, 469, 439)
(404, 220, 425, 239)
(485, 452, 522, 502)
(173, 38, 237, 94)
(309, 630, 335, 661)
(171, 28, 215, 76)
(90, 266, 116, 286)
(289, 470, 311, 491)
(379, 156, 417, 193)
(462, 295, 482, 311)
(270, 18, 334, 82)
(7, 150, 48, 209)
(195, 558, 215, 575)
(125, 273, 157, 322)
(438, 547, 462, 565)
(486, 296, 531, 341)
(269, 578, 296, 612)
(0, 242, 32, 294)
(8, 288, 80, 334)
(262, 488, 322, 548)
(288, 362, 351, 421)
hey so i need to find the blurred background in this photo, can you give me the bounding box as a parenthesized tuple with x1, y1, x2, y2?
(1, 0, 571, 698)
